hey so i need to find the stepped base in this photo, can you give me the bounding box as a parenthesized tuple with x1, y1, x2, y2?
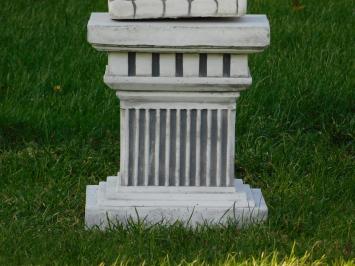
(85, 175, 267, 229)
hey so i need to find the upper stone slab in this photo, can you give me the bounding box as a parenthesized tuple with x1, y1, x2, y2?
(109, 0, 247, 20)
(88, 13, 270, 53)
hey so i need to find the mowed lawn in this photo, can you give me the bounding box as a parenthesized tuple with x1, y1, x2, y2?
(0, 0, 353, 265)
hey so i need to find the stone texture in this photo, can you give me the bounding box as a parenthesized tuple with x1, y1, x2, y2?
(88, 13, 270, 53)
(108, 0, 247, 20)
(85, 177, 267, 228)
(115, 92, 240, 187)
(85, 12, 270, 229)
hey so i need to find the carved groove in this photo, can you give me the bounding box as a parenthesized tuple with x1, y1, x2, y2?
(125, 53, 237, 78)
(162, 0, 167, 17)
(214, 0, 219, 14)
(128, 52, 136, 76)
(175, 53, 183, 77)
(199, 54, 207, 77)
(188, 0, 194, 16)
(223, 54, 231, 77)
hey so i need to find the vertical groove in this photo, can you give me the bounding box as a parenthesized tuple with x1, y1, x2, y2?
(152, 53, 160, 77)
(199, 54, 207, 77)
(148, 110, 155, 185)
(188, 0, 194, 16)
(119, 109, 124, 186)
(159, 110, 166, 186)
(216, 109, 222, 186)
(190, 110, 197, 185)
(175, 53, 183, 77)
(124, 109, 130, 186)
(200, 110, 207, 186)
(137, 110, 145, 185)
(175, 109, 181, 186)
(185, 110, 191, 186)
(214, 0, 219, 14)
(143, 109, 150, 186)
(226, 109, 232, 186)
(195, 109, 201, 186)
(131, 0, 137, 17)
(154, 109, 160, 185)
(206, 109, 212, 186)
(128, 52, 136, 76)
(119, 109, 125, 186)
(223, 54, 231, 77)
(162, 0, 167, 16)
(165, 109, 171, 186)
(221, 110, 228, 186)
(133, 109, 140, 186)
(230, 109, 236, 186)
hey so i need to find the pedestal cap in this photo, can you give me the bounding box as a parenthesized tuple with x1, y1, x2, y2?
(88, 13, 270, 53)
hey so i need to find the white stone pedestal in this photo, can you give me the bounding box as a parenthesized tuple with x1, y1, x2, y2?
(86, 13, 270, 228)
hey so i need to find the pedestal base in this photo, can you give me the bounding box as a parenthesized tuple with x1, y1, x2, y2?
(85, 176, 267, 229)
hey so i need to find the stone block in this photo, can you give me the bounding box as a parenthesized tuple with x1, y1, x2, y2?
(108, 0, 247, 20)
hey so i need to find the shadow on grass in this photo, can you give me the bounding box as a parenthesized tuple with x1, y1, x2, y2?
(0, 119, 45, 149)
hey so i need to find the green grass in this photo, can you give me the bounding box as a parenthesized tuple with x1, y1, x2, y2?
(0, 0, 354, 265)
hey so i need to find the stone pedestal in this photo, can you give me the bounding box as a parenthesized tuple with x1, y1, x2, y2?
(85, 13, 270, 228)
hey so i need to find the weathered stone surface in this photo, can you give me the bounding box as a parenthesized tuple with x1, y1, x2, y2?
(108, 0, 247, 20)
(85, 13, 270, 228)
(88, 13, 270, 53)
(85, 177, 267, 228)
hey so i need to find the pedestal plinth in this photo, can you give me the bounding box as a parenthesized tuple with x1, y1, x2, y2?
(85, 13, 270, 228)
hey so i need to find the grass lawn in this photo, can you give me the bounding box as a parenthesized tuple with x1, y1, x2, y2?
(0, 0, 354, 265)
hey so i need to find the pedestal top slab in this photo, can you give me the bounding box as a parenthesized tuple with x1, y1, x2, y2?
(109, 0, 247, 20)
(88, 13, 270, 53)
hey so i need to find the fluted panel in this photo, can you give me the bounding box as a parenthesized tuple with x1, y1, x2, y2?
(120, 108, 235, 187)
(108, 52, 249, 78)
